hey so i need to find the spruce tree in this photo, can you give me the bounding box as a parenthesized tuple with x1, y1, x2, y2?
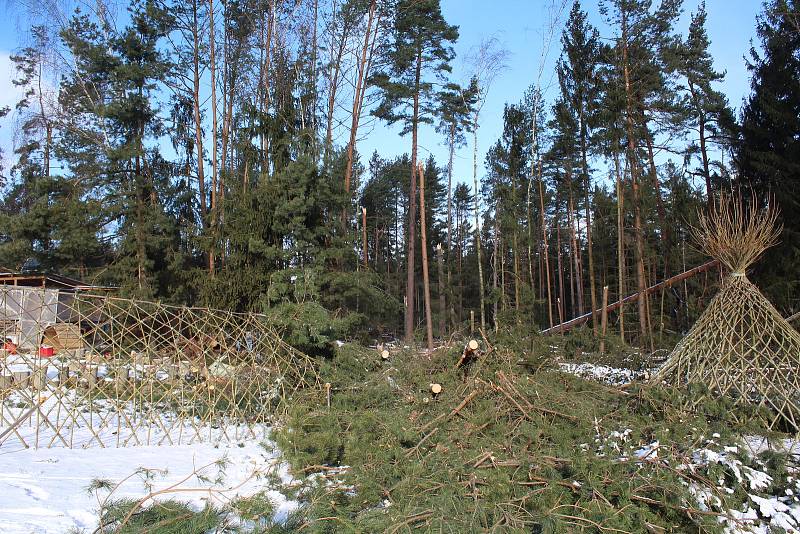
(737, 0, 800, 310)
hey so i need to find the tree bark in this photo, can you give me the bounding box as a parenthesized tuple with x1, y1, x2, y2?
(259, 0, 275, 174)
(362, 207, 368, 268)
(567, 183, 583, 316)
(343, 0, 377, 195)
(538, 159, 553, 329)
(493, 214, 499, 331)
(446, 122, 455, 320)
(614, 149, 626, 342)
(556, 213, 565, 323)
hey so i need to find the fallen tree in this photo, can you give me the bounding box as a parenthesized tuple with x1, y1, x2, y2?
(542, 259, 721, 335)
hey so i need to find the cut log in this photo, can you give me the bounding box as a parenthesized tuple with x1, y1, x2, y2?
(381, 349, 390, 360)
(430, 383, 442, 395)
(542, 259, 720, 335)
(456, 339, 480, 368)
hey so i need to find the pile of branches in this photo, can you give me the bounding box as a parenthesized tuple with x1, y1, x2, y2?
(276, 338, 757, 532)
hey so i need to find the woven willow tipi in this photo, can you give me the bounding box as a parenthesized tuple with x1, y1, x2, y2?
(655, 194, 800, 430)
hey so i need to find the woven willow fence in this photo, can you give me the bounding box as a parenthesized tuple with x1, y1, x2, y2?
(0, 287, 320, 449)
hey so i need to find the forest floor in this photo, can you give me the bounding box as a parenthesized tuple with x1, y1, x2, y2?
(5, 331, 800, 533)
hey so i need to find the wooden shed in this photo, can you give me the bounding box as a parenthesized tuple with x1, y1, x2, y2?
(0, 270, 114, 351)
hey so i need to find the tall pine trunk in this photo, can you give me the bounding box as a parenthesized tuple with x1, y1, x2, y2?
(446, 123, 455, 319)
(538, 159, 553, 329)
(191, 0, 207, 228)
(580, 119, 598, 334)
(473, 113, 486, 331)
(437, 244, 446, 337)
(259, 1, 275, 174)
(419, 164, 434, 350)
(493, 214, 499, 331)
(208, 0, 219, 274)
(404, 47, 422, 343)
(614, 149, 626, 341)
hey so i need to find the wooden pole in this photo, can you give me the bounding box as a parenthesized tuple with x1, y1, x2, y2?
(542, 259, 720, 335)
(556, 297, 564, 335)
(600, 285, 609, 354)
(418, 164, 434, 350)
(615, 159, 626, 342)
(362, 207, 368, 269)
(436, 244, 446, 338)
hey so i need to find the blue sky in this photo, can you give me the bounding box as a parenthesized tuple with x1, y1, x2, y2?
(0, 0, 764, 189)
(357, 0, 763, 192)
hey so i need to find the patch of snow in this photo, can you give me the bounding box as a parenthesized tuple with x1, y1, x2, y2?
(634, 441, 660, 460)
(0, 429, 299, 534)
(558, 362, 647, 386)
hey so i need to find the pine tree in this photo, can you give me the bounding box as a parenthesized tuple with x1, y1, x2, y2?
(371, 0, 458, 342)
(675, 1, 736, 211)
(58, 1, 181, 298)
(437, 78, 478, 282)
(601, 0, 682, 345)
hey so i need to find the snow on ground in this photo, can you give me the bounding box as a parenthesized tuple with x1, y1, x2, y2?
(588, 411, 800, 532)
(687, 437, 800, 533)
(559, 361, 649, 386)
(1, 356, 301, 532)
(0, 422, 299, 534)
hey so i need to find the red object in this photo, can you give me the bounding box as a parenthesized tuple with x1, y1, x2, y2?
(3, 341, 17, 354)
(39, 345, 54, 357)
